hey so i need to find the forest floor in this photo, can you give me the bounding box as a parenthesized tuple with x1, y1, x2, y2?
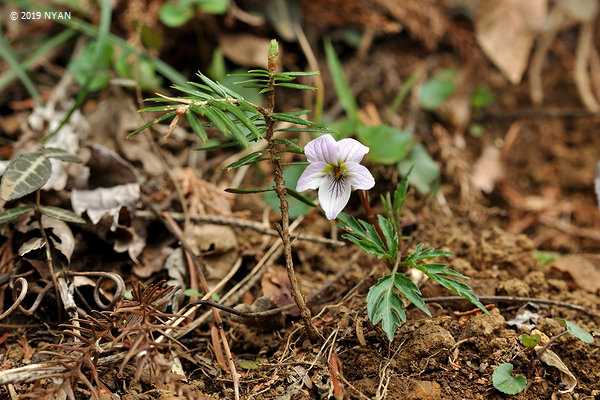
(1, 1, 600, 399)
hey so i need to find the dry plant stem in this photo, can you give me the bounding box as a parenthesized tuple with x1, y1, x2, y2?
(35, 190, 63, 320)
(134, 209, 344, 246)
(263, 58, 319, 341)
(422, 296, 600, 320)
(575, 19, 600, 112)
(160, 213, 240, 400)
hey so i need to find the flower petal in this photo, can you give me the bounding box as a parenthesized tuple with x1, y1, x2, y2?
(304, 134, 339, 164)
(337, 138, 369, 163)
(345, 161, 375, 190)
(296, 161, 329, 192)
(318, 174, 351, 220)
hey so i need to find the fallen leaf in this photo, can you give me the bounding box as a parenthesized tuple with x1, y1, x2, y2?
(556, 0, 599, 21)
(471, 144, 504, 194)
(536, 346, 577, 393)
(72, 183, 140, 231)
(328, 353, 344, 400)
(550, 255, 600, 294)
(261, 266, 296, 315)
(476, 0, 547, 84)
(219, 34, 272, 68)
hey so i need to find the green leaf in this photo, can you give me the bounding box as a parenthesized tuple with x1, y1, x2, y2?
(492, 363, 526, 395)
(271, 112, 318, 126)
(357, 125, 412, 165)
(471, 85, 495, 111)
(1, 152, 52, 201)
(239, 357, 265, 370)
(337, 213, 389, 259)
(186, 109, 208, 141)
(67, 40, 113, 92)
(223, 150, 267, 170)
(201, 106, 250, 147)
(159, 1, 194, 27)
(0, 205, 35, 224)
(366, 274, 406, 341)
(183, 288, 203, 297)
(377, 215, 398, 260)
(557, 318, 594, 344)
(41, 148, 82, 163)
(207, 99, 262, 140)
(533, 250, 561, 266)
(518, 334, 541, 349)
(274, 82, 316, 91)
(274, 138, 303, 152)
(128, 111, 178, 137)
(274, 71, 319, 77)
(397, 142, 440, 194)
(264, 165, 312, 218)
(286, 187, 316, 207)
(324, 38, 358, 123)
(419, 70, 457, 110)
(394, 167, 411, 219)
(196, 0, 229, 14)
(39, 206, 85, 224)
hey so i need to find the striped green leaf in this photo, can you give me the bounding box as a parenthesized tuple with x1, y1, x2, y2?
(1, 152, 52, 201)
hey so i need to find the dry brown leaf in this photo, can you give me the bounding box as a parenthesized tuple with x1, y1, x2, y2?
(261, 266, 296, 314)
(72, 183, 140, 231)
(536, 346, 577, 393)
(219, 34, 272, 68)
(476, 0, 547, 84)
(328, 352, 344, 400)
(550, 255, 600, 294)
(556, 0, 599, 21)
(471, 144, 504, 194)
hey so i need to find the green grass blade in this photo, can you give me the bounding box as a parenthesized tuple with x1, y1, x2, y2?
(0, 28, 76, 92)
(324, 37, 358, 122)
(0, 32, 42, 106)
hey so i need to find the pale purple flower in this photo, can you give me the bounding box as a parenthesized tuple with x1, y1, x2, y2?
(296, 134, 375, 220)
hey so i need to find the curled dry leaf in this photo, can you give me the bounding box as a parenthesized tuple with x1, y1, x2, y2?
(72, 183, 140, 231)
(535, 346, 577, 393)
(261, 265, 296, 315)
(189, 224, 238, 284)
(476, 0, 547, 84)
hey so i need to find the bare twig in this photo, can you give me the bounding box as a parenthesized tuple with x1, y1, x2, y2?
(422, 295, 600, 319)
(134, 209, 345, 247)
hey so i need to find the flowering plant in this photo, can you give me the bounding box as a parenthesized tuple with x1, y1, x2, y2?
(296, 134, 374, 220)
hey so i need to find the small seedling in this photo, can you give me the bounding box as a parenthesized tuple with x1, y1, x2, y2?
(492, 318, 594, 394)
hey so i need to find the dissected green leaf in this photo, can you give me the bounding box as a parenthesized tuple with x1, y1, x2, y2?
(492, 363, 526, 395)
(196, 0, 229, 14)
(337, 213, 390, 259)
(1, 152, 52, 201)
(41, 148, 82, 163)
(557, 318, 594, 344)
(39, 206, 86, 224)
(366, 274, 406, 341)
(0, 205, 35, 223)
(201, 105, 250, 147)
(357, 125, 412, 165)
(225, 188, 273, 194)
(377, 215, 398, 260)
(128, 111, 178, 137)
(183, 288, 204, 297)
(286, 187, 316, 207)
(518, 334, 541, 349)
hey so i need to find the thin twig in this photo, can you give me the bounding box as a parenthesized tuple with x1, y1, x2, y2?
(422, 295, 600, 319)
(134, 210, 345, 247)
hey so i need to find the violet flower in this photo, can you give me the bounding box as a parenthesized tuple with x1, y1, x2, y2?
(296, 134, 375, 220)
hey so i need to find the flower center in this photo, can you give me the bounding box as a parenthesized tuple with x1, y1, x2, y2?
(333, 165, 343, 180)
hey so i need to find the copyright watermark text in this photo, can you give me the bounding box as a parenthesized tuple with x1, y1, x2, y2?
(9, 11, 71, 21)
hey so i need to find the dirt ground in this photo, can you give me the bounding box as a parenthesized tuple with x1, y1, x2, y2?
(1, 1, 600, 399)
